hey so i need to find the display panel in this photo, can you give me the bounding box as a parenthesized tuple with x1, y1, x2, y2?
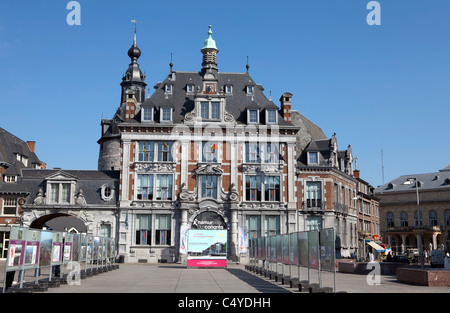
(282, 234, 289, 265)
(290, 232, 299, 266)
(298, 231, 308, 267)
(51, 232, 63, 265)
(39, 230, 53, 267)
(187, 229, 227, 268)
(319, 228, 335, 271)
(24, 229, 41, 269)
(308, 230, 319, 269)
(6, 227, 27, 270)
(63, 233, 73, 262)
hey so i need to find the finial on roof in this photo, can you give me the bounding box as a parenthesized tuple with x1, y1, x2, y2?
(246, 56, 250, 76)
(170, 53, 173, 73)
(202, 25, 217, 50)
(128, 19, 141, 61)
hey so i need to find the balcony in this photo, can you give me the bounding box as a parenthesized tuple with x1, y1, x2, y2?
(302, 199, 325, 213)
(334, 203, 348, 215)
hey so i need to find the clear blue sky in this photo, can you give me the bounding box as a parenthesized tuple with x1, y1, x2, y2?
(1, 0, 449, 188)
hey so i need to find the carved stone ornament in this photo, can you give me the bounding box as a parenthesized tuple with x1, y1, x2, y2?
(75, 189, 87, 206)
(242, 164, 279, 174)
(195, 164, 223, 175)
(33, 188, 45, 205)
(220, 183, 239, 202)
(134, 163, 174, 173)
(179, 188, 198, 201)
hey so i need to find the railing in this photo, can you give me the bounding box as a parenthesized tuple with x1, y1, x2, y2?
(302, 199, 325, 212)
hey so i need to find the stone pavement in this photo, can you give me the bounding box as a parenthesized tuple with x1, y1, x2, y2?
(1, 260, 450, 294)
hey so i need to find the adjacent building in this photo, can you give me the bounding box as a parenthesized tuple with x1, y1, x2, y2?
(375, 166, 450, 254)
(0, 128, 46, 259)
(2, 26, 380, 263)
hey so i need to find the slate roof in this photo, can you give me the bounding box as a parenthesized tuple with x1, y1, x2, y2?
(20, 169, 119, 206)
(0, 128, 43, 176)
(375, 166, 450, 194)
(123, 71, 295, 127)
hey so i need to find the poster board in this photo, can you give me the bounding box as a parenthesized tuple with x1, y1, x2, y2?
(6, 227, 27, 270)
(290, 232, 299, 266)
(282, 234, 290, 265)
(298, 231, 308, 267)
(39, 230, 53, 267)
(24, 229, 41, 269)
(63, 233, 73, 263)
(308, 230, 319, 269)
(187, 229, 227, 268)
(72, 233, 81, 262)
(319, 228, 335, 271)
(51, 232, 63, 265)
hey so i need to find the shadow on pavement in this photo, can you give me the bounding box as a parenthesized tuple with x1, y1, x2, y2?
(226, 268, 292, 293)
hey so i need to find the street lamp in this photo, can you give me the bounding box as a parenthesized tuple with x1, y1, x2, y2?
(403, 177, 424, 268)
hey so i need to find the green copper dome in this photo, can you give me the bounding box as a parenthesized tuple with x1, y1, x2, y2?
(202, 25, 217, 50)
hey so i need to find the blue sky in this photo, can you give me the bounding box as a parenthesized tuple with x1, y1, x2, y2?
(1, 0, 449, 188)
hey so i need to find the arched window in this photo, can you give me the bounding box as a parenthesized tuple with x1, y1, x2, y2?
(429, 210, 438, 226)
(400, 211, 408, 227)
(386, 212, 394, 228)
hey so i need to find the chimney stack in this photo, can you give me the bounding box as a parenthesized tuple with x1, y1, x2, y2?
(280, 92, 292, 123)
(27, 141, 36, 153)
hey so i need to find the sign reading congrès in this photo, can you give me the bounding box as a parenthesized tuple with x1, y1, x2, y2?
(186, 211, 228, 267)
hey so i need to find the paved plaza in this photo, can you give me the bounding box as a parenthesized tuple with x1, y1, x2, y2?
(1, 260, 450, 294)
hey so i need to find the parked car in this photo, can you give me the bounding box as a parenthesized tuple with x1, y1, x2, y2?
(392, 255, 410, 264)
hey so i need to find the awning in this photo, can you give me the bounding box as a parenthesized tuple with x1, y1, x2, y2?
(366, 241, 385, 252)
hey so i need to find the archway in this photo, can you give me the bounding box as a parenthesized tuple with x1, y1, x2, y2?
(30, 213, 87, 232)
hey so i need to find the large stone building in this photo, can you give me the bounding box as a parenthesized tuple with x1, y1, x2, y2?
(1, 26, 379, 263)
(375, 166, 450, 254)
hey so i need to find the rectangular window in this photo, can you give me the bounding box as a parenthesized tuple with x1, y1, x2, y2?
(247, 86, 254, 94)
(265, 176, 280, 201)
(2, 198, 17, 215)
(142, 107, 153, 121)
(246, 215, 261, 239)
(246, 176, 261, 201)
(225, 85, 232, 94)
(138, 141, 154, 162)
(61, 183, 71, 203)
(307, 216, 322, 231)
(155, 214, 171, 245)
(135, 215, 151, 245)
(201, 175, 218, 198)
(248, 109, 258, 123)
(157, 141, 173, 162)
(306, 181, 322, 207)
(201, 102, 209, 119)
(156, 175, 173, 200)
(267, 110, 277, 124)
(245, 142, 260, 163)
(161, 108, 172, 122)
(202, 142, 218, 162)
(50, 183, 59, 203)
(187, 84, 194, 93)
(264, 215, 280, 237)
(265, 143, 279, 163)
(211, 102, 220, 119)
(308, 152, 318, 164)
(137, 174, 153, 200)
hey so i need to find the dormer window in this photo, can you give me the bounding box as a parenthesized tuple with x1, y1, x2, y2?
(165, 84, 173, 94)
(266, 110, 277, 124)
(247, 109, 259, 124)
(308, 152, 319, 165)
(160, 107, 172, 123)
(225, 85, 233, 94)
(141, 107, 154, 122)
(200, 101, 220, 120)
(186, 84, 195, 93)
(246, 86, 254, 95)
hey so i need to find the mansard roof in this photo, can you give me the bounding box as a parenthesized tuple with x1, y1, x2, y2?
(124, 71, 295, 127)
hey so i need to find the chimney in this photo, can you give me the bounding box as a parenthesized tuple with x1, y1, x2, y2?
(27, 141, 36, 153)
(354, 169, 360, 179)
(279, 92, 292, 123)
(125, 96, 137, 120)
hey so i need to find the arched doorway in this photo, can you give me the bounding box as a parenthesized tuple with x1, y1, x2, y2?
(30, 213, 87, 232)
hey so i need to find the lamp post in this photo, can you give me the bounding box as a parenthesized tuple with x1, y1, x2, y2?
(404, 177, 424, 268)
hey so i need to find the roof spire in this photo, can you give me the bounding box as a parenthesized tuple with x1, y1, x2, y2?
(170, 52, 173, 73)
(128, 19, 141, 62)
(246, 56, 250, 76)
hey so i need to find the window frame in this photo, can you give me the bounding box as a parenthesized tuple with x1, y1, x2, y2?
(160, 107, 172, 123)
(247, 109, 259, 124)
(266, 109, 277, 124)
(141, 107, 154, 122)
